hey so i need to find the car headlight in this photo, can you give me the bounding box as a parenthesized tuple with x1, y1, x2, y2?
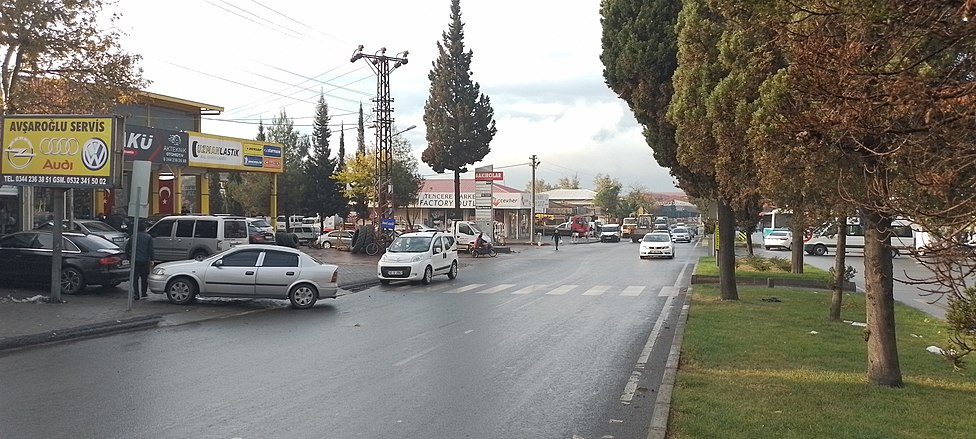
(152, 267, 166, 276)
(410, 254, 423, 263)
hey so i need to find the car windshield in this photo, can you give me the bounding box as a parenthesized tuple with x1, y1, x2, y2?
(602, 225, 620, 232)
(673, 228, 688, 234)
(643, 234, 670, 242)
(250, 219, 271, 228)
(388, 236, 433, 253)
(80, 221, 117, 232)
(769, 232, 790, 237)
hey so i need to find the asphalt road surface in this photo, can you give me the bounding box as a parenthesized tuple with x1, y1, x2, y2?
(0, 237, 705, 439)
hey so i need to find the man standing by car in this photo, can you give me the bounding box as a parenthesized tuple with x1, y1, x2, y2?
(126, 222, 155, 300)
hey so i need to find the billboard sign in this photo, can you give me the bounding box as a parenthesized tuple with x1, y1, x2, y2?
(124, 125, 188, 165)
(474, 171, 503, 181)
(1, 115, 121, 188)
(187, 132, 283, 173)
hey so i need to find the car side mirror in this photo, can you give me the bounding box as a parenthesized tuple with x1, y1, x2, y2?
(433, 246, 442, 254)
(213, 259, 223, 267)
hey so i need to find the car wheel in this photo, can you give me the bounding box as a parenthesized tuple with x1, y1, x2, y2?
(323, 241, 332, 249)
(421, 266, 433, 285)
(166, 276, 198, 305)
(192, 250, 210, 261)
(289, 283, 318, 309)
(813, 244, 828, 256)
(380, 279, 390, 285)
(764, 246, 770, 250)
(447, 261, 458, 279)
(60, 267, 85, 295)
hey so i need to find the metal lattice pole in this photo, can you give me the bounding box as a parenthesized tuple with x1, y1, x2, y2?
(350, 46, 408, 232)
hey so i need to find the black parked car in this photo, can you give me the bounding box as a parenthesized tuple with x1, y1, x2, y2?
(0, 231, 131, 294)
(36, 219, 128, 246)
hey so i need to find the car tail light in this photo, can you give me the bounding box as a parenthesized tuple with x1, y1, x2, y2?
(331, 269, 338, 283)
(99, 255, 122, 266)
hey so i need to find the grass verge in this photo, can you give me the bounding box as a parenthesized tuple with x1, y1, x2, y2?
(668, 285, 976, 439)
(694, 256, 831, 283)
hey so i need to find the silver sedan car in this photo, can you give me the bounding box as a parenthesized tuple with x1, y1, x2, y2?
(148, 244, 338, 309)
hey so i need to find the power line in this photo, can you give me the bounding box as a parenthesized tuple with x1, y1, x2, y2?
(227, 63, 369, 115)
(203, 0, 302, 40)
(247, 0, 349, 45)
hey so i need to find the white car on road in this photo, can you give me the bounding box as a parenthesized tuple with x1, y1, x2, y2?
(378, 231, 458, 285)
(639, 232, 675, 259)
(763, 231, 793, 250)
(148, 244, 338, 309)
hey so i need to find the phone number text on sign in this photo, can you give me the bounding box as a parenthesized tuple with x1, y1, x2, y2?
(2, 174, 108, 187)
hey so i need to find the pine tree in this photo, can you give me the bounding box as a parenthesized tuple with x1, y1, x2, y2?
(303, 92, 346, 217)
(422, 0, 497, 219)
(352, 103, 368, 222)
(336, 122, 346, 173)
(356, 103, 366, 156)
(269, 109, 307, 216)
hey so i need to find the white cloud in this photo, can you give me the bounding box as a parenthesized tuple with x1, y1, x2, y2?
(110, 0, 680, 194)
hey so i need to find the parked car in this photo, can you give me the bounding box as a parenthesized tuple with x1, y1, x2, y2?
(671, 227, 692, 243)
(0, 231, 131, 294)
(600, 224, 622, 242)
(639, 232, 675, 259)
(246, 217, 275, 235)
(377, 231, 458, 285)
(315, 230, 354, 249)
(409, 223, 437, 233)
(763, 230, 793, 250)
(248, 224, 276, 245)
(147, 215, 250, 262)
(36, 219, 128, 247)
(148, 244, 338, 309)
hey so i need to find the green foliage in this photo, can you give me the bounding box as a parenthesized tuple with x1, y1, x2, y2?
(769, 257, 792, 273)
(592, 174, 622, 219)
(303, 93, 346, 217)
(525, 179, 556, 193)
(557, 175, 581, 189)
(422, 0, 497, 212)
(208, 172, 226, 214)
(268, 109, 308, 216)
(0, 0, 147, 114)
(335, 130, 422, 218)
(828, 264, 857, 282)
(945, 287, 976, 370)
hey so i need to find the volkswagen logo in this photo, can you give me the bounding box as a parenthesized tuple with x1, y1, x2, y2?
(81, 137, 108, 171)
(4, 136, 34, 170)
(40, 137, 80, 155)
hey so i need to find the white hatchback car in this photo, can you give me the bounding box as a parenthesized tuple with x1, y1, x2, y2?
(639, 232, 675, 259)
(148, 244, 338, 309)
(377, 231, 458, 285)
(763, 230, 793, 250)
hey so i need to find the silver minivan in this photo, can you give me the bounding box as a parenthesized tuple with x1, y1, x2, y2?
(147, 215, 249, 262)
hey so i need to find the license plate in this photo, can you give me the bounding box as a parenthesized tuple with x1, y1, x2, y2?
(387, 270, 403, 276)
(121, 260, 130, 266)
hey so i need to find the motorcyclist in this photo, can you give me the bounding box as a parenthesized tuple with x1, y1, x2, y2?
(474, 232, 490, 254)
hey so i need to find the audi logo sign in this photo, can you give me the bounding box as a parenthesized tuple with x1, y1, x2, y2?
(0, 115, 121, 189)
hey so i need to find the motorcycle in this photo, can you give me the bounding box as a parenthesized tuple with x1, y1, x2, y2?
(470, 240, 497, 258)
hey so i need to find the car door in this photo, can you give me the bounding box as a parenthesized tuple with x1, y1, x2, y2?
(0, 233, 36, 281)
(148, 220, 176, 261)
(254, 250, 300, 298)
(173, 219, 196, 259)
(431, 236, 452, 274)
(202, 248, 260, 296)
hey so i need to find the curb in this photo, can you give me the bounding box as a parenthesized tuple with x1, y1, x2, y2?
(646, 288, 690, 439)
(0, 314, 163, 353)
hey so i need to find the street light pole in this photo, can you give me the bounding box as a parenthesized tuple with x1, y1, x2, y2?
(351, 45, 408, 232)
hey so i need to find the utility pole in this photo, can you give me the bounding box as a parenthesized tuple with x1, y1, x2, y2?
(350, 45, 408, 233)
(529, 154, 540, 244)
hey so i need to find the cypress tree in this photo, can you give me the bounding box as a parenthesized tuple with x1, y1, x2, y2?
(304, 92, 346, 217)
(422, 0, 497, 219)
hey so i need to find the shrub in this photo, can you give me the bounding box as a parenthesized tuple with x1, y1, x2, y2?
(770, 257, 792, 272)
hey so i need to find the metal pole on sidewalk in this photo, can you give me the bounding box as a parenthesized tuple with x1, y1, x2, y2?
(126, 186, 142, 311)
(50, 188, 65, 303)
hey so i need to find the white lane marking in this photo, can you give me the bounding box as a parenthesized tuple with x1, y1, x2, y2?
(511, 285, 545, 295)
(464, 330, 474, 334)
(659, 286, 677, 297)
(476, 284, 516, 294)
(394, 343, 445, 367)
(620, 371, 642, 403)
(546, 285, 577, 295)
(513, 296, 545, 311)
(444, 284, 483, 294)
(621, 286, 645, 297)
(582, 285, 611, 296)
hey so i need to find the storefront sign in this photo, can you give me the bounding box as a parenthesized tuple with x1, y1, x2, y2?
(415, 191, 530, 209)
(474, 171, 503, 181)
(124, 125, 188, 165)
(187, 132, 283, 173)
(1, 115, 122, 188)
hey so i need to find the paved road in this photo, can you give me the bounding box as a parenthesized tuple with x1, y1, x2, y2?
(0, 238, 704, 439)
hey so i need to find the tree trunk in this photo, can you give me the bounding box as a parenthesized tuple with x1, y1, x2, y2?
(790, 223, 804, 274)
(717, 199, 739, 301)
(453, 170, 461, 221)
(829, 219, 848, 321)
(862, 209, 903, 387)
(745, 231, 754, 256)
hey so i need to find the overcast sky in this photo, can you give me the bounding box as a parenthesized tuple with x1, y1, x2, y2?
(110, 0, 680, 194)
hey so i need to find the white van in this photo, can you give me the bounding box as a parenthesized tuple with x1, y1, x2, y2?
(276, 215, 304, 232)
(803, 217, 917, 257)
(449, 220, 490, 250)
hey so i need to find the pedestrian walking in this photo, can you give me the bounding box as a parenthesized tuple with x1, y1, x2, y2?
(125, 221, 155, 300)
(552, 230, 561, 251)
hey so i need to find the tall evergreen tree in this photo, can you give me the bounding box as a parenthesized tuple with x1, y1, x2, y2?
(422, 0, 497, 219)
(352, 103, 368, 222)
(303, 92, 346, 217)
(357, 103, 366, 156)
(336, 122, 346, 173)
(269, 109, 307, 216)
